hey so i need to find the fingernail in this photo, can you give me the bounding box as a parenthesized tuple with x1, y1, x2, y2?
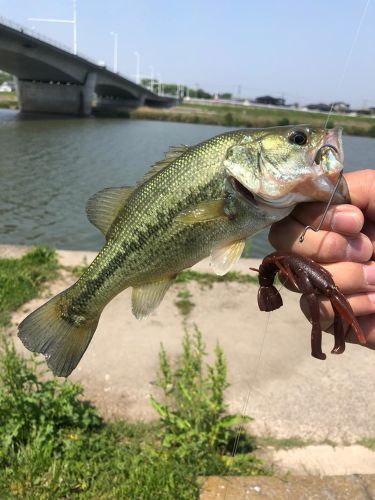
(332, 212, 362, 233)
(364, 264, 375, 286)
(368, 292, 375, 304)
(346, 237, 372, 261)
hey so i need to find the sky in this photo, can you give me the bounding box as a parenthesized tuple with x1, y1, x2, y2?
(1, 0, 374, 107)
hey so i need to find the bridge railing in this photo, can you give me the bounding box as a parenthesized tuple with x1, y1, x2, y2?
(0, 15, 165, 96)
(0, 15, 98, 67)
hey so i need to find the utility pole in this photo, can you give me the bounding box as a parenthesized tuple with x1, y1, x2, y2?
(29, 0, 78, 54)
(110, 32, 118, 73)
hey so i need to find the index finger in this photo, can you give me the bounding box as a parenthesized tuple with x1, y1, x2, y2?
(291, 203, 364, 236)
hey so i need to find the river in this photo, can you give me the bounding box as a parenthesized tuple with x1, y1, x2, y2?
(0, 109, 374, 258)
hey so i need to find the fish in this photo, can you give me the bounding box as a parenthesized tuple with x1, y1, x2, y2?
(18, 125, 350, 377)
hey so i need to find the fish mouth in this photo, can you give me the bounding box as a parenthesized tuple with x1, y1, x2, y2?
(313, 144, 339, 165)
(228, 176, 257, 206)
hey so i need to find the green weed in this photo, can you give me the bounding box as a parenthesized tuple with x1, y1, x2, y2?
(176, 269, 258, 287)
(0, 246, 58, 327)
(175, 288, 195, 317)
(257, 436, 310, 449)
(358, 437, 375, 451)
(151, 327, 266, 476)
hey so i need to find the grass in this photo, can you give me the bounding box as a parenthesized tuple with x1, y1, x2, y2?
(0, 92, 18, 109)
(257, 436, 311, 450)
(0, 331, 268, 498)
(175, 288, 195, 317)
(131, 102, 375, 137)
(358, 438, 375, 451)
(0, 246, 58, 327)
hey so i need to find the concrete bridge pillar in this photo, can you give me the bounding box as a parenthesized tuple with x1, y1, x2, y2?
(15, 72, 97, 116)
(94, 94, 146, 116)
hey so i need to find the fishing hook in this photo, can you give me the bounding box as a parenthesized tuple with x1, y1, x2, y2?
(299, 169, 344, 243)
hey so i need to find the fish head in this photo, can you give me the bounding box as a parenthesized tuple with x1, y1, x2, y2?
(224, 125, 349, 212)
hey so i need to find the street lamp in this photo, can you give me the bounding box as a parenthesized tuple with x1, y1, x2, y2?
(157, 73, 162, 95)
(149, 65, 154, 92)
(29, 0, 77, 54)
(110, 32, 118, 73)
(134, 51, 140, 84)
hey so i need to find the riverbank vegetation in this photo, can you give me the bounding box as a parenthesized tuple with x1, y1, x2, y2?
(1, 90, 375, 137)
(0, 246, 58, 327)
(131, 102, 375, 138)
(0, 333, 267, 498)
(0, 91, 17, 109)
(0, 247, 268, 498)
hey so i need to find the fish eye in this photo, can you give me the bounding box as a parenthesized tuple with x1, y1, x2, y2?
(289, 131, 308, 146)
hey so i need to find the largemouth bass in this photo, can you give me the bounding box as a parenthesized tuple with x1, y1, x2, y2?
(18, 125, 349, 377)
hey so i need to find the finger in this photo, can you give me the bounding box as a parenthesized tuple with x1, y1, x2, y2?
(291, 203, 364, 235)
(280, 261, 375, 295)
(344, 170, 375, 220)
(363, 219, 375, 258)
(300, 294, 375, 349)
(269, 216, 373, 263)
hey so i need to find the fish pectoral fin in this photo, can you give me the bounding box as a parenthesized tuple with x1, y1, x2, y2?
(132, 278, 174, 319)
(210, 240, 245, 276)
(86, 186, 134, 238)
(175, 199, 227, 224)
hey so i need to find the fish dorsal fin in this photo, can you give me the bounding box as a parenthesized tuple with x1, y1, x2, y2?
(86, 186, 134, 237)
(141, 145, 190, 183)
(132, 278, 174, 319)
(210, 240, 245, 276)
(175, 199, 227, 224)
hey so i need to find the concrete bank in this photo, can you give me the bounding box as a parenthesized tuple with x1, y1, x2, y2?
(2, 245, 375, 476)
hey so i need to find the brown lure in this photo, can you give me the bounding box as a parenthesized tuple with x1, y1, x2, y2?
(252, 252, 366, 359)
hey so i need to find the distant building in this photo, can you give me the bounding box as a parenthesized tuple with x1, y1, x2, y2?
(306, 103, 331, 112)
(0, 81, 14, 92)
(332, 102, 350, 113)
(255, 95, 286, 106)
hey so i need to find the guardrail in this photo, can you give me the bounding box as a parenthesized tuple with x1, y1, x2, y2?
(0, 15, 99, 67)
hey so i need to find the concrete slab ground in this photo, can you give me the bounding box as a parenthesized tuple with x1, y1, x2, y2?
(2, 245, 375, 476)
(200, 474, 375, 500)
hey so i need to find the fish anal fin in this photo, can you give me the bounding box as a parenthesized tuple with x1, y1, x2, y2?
(86, 187, 134, 238)
(175, 199, 227, 224)
(132, 278, 174, 319)
(210, 240, 245, 276)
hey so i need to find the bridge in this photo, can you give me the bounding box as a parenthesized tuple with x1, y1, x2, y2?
(0, 17, 176, 116)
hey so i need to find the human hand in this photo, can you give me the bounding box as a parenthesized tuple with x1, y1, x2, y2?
(269, 169, 375, 350)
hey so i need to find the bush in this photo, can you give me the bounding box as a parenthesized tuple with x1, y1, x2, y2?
(277, 117, 289, 126)
(223, 112, 234, 126)
(0, 339, 102, 465)
(151, 328, 263, 475)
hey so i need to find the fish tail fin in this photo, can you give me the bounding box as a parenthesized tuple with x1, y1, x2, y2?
(18, 288, 100, 377)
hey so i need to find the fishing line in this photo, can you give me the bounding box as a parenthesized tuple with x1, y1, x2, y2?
(324, 0, 371, 128)
(224, 313, 270, 500)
